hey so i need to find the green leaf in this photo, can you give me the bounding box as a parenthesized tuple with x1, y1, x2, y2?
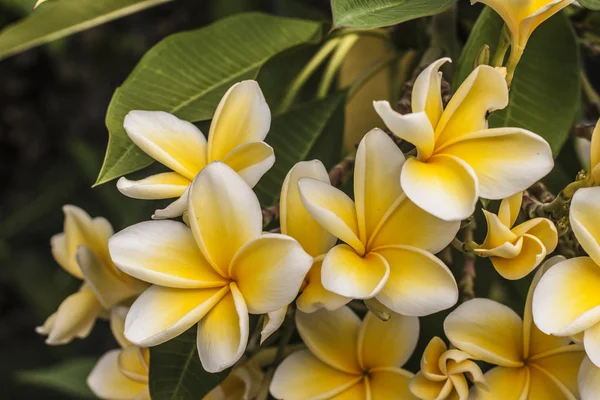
(0, 0, 173, 60)
(454, 8, 581, 156)
(96, 12, 322, 186)
(331, 0, 457, 29)
(254, 91, 347, 206)
(17, 358, 96, 399)
(149, 326, 230, 400)
(579, 0, 600, 10)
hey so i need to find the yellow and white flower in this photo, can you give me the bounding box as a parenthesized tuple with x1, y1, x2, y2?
(88, 308, 150, 400)
(533, 186, 600, 370)
(37, 206, 145, 345)
(409, 337, 486, 400)
(270, 307, 419, 399)
(445, 257, 585, 399)
(109, 162, 313, 373)
(297, 128, 459, 317)
(374, 58, 553, 222)
(117, 80, 275, 219)
(475, 192, 558, 280)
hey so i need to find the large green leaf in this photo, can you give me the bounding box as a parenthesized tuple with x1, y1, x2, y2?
(17, 358, 96, 399)
(149, 326, 230, 400)
(96, 12, 322, 185)
(331, 0, 457, 29)
(0, 0, 172, 60)
(579, 0, 600, 10)
(254, 92, 347, 206)
(454, 8, 581, 156)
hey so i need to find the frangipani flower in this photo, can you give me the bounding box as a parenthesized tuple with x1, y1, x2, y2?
(88, 307, 150, 400)
(475, 192, 558, 280)
(445, 258, 585, 399)
(270, 307, 419, 399)
(473, 0, 574, 73)
(117, 80, 275, 219)
(297, 128, 460, 317)
(37, 206, 145, 345)
(409, 337, 486, 400)
(533, 186, 600, 369)
(109, 162, 313, 372)
(374, 58, 553, 222)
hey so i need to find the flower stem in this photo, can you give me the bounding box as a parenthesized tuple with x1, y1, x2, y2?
(317, 34, 359, 99)
(459, 222, 477, 302)
(491, 25, 511, 67)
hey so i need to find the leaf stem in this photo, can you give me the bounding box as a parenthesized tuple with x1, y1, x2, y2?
(317, 34, 359, 99)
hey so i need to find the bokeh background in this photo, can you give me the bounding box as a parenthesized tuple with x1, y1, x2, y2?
(0, 0, 597, 398)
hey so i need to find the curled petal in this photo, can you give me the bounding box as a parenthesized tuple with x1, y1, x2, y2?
(116, 172, 190, 200)
(498, 192, 523, 228)
(470, 366, 529, 400)
(412, 58, 451, 127)
(512, 218, 558, 254)
(296, 261, 351, 314)
(208, 80, 271, 162)
(222, 141, 275, 188)
(87, 349, 148, 400)
(489, 234, 546, 280)
(585, 322, 600, 368)
(123, 110, 207, 180)
(151, 188, 189, 220)
(261, 307, 287, 345)
(570, 187, 600, 266)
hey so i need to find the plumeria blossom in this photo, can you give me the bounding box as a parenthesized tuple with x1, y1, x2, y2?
(445, 257, 585, 399)
(109, 162, 313, 373)
(374, 58, 553, 222)
(409, 336, 487, 400)
(297, 128, 459, 317)
(533, 186, 600, 369)
(88, 307, 150, 400)
(270, 307, 419, 399)
(37, 206, 145, 345)
(474, 192, 558, 280)
(117, 80, 275, 219)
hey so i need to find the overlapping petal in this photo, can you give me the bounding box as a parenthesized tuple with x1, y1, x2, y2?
(411, 57, 451, 127)
(358, 311, 419, 370)
(296, 261, 350, 314)
(444, 298, 524, 367)
(197, 283, 249, 373)
(529, 348, 585, 398)
(230, 233, 312, 314)
(489, 234, 546, 280)
(280, 160, 336, 257)
(533, 257, 600, 336)
(207, 80, 271, 162)
(570, 187, 600, 266)
(87, 349, 148, 400)
(370, 369, 416, 400)
(584, 322, 600, 368)
(579, 356, 600, 400)
(373, 245, 458, 316)
(116, 172, 190, 200)
(123, 110, 207, 180)
(470, 366, 529, 400)
(124, 285, 228, 347)
(109, 220, 227, 288)
(188, 162, 262, 276)
(222, 141, 275, 188)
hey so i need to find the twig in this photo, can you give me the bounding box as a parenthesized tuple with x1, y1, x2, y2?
(458, 222, 477, 302)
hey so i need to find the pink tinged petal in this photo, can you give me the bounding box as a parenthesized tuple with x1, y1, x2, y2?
(298, 178, 364, 255)
(370, 369, 417, 400)
(207, 80, 271, 162)
(87, 350, 148, 400)
(261, 306, 287, 344)
(373, 245, 458, 316)
(368, 194, 460, 254)
(358, 311, 419, 370)
(270, 350, 362, 400)
(373, 102, 435, 160)
(222, 141, 275, 187)
(321, 245, 389, 300)
(579, 356, 600, 400)
(108, 220, 227, 288)
(444, 298, 524, 367)
(411, 58, 451, 127)
(116, 172, 190, 200)
(188, 162, 262, 277)
(230, 233, 313, 314)
(533, 257, 600, 336)
(470, 366, 530, 400)
(585, 322, 600, 368)
(435, 65, 509, 146)
(123, 110, 207, 180)
(296, 307, 362, 374)
(490, 234, 547, 280)
(280, 160, 337, 258)
(43, 288, 103, 345)
(354, 128, 406, 244)
(570, 187, 600, 266)
(124, 285, 228, 347)
(438, 128, 554, 200)
(196, 283, 249, 373)
(400, 155, 478, 222)
(151, 187, 190, 220)
(77, 246, 147, 309)
(296, 261, 351, 314)
(498, 192, 523, 228)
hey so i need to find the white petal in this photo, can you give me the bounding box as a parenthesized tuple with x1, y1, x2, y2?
(261, 307, 287, 344)
(579, 356, 600, 400)
(411, 57, 451, 127)
(151, 187, 190, 220)
(585, 322, 600, 368)
(223, 141, 275, 187)
(570, 187, 600, 266)
(116, 172, 190, 200)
